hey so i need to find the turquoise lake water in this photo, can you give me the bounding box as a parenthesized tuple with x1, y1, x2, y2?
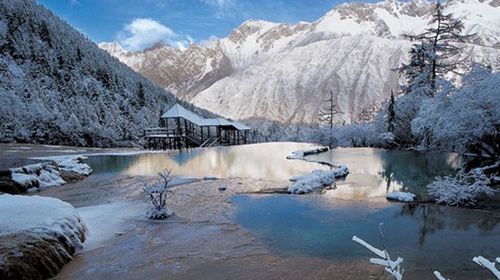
(84, 142, 499, 278)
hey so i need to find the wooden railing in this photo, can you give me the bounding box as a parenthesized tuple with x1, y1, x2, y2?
(144, 127, 175, 137)
(144, 127, 224, 149)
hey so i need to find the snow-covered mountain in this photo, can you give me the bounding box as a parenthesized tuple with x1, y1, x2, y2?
(98, 41, 234, 100)
(101, 0, 500, 124)
(0, 0, 214, 147)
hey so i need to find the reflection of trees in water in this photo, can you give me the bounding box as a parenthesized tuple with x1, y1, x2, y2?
(399, 203, 499, 244)
(378, 151, 461, 196)
(87, 155, 140, 174)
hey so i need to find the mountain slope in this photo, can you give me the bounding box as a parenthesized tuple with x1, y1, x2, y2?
(101, 0, 500, 124)
(0, 0, 212, 147)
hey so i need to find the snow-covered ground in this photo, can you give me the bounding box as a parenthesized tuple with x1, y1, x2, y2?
(288, 166, 349, 194)
(76, 201, 144, 251)
(0, 194, 87, 279)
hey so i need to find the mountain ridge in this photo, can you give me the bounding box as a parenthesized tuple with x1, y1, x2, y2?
(100, 0, 500, 124)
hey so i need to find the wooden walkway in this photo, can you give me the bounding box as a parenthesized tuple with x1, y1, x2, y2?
(144, 127, 246, 150)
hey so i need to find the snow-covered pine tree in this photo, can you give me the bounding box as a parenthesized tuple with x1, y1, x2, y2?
(398, 42, 434, 96)
(387, 91, 395, 133)
(405, 0, 474, 93)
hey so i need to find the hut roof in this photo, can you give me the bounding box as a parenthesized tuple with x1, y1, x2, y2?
(230, 121, 251, 130)
(161, 103, 251, 131)
(161, 104, 206, 126)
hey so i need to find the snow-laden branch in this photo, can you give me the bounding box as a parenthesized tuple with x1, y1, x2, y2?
(352, 236, 386, 258)
(433, 271, 449, 280)
(352, 233, 404, 280)
(354, 230, 499, 280)
(473, 256, 500, 279)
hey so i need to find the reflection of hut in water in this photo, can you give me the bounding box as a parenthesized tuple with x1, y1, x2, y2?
(144, 103, 251, 150)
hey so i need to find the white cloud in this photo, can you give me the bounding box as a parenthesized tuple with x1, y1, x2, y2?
(200, 0, 235, 18)
(117, 18, 177, 51)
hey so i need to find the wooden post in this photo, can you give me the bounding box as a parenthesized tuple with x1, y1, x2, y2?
(176, 117, 181, 136)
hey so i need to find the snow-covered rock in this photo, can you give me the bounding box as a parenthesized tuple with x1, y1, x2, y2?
(286, 146, 329, 159)
(2, 156, 92, 194)
(10, 162, 66, 190)
(47, 156, 93, 176)
(7, 156, 93, 192)
(0, 194, 87, 279)
(386, 191, 416, 202)
(288, 165, 349, 194)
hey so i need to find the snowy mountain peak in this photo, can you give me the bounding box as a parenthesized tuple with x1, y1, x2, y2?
(143, 41, 170, 52)
(98, 42, 127, 55)
(100, 0, 500, 124)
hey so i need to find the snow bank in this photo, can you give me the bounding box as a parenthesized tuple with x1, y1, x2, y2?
(286, 146, 329, 159)
(10, 162, 66, 190)
(0, 194, 87, 279)
(288, 165, 349, 194)
(54, 156, 92, 176)
(7, 156, 92, 192)
(386, 191, 416, 202)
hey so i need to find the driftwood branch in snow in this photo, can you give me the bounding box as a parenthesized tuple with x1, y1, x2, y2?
(433, 271, 450, 280)
(473, 256, 500, 279)
(352, 224, 404, 280)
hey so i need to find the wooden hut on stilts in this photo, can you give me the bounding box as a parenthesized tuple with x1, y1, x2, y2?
(144, 103, 251, 150)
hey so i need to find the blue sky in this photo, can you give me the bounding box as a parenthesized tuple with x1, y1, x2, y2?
(38, 0, 362, 50)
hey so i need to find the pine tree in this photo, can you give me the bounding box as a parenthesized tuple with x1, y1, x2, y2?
(76, 47, 83, 62)
(387, 91, 395, 133)
(399, 42, 434, 96)
(318, 90, 343, 147)
(404, 1, 474, 93)
(318, 90, 343, 130)
(137, 82, 146, 108)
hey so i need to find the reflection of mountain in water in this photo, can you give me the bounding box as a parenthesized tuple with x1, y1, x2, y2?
(87, 145, 463, 201)
(122, 143, 328, 181)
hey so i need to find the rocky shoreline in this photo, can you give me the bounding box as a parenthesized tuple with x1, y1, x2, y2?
(0, 156, 92, 194)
